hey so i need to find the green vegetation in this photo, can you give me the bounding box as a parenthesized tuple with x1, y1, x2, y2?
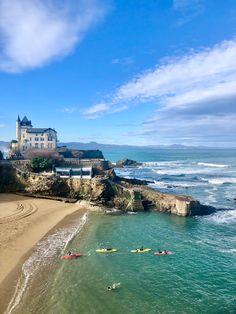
(0, 150, 3, 160)
(30, 156, 60, 172)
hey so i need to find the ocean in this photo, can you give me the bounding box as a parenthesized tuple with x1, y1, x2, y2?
(7, 148, 236, 314)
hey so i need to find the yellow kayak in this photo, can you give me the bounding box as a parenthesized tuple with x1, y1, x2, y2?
(96, 248, 117, 253)
(130, 248, 151, 253)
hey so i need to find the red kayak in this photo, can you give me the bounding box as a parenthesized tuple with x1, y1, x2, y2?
(60, 253, 82, 260)
(154, 251, 173, 256)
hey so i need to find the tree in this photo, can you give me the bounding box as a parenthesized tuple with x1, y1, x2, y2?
(0, 150, 3, 160)
(30, 156, 54, 172)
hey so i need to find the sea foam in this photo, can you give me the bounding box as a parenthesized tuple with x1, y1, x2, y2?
(197, 162, 229, 168)
(207, 178, 236, 185)
(6, 213, 88, 314)
(205, 210, 236, 225)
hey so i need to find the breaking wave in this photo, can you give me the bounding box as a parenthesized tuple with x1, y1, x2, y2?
(155, 168, 212, 175)
(149, 180, 204, 189)
(197, 162, 229, 168)
(205, 210, 236, 225)
(207, 178, 236, 185)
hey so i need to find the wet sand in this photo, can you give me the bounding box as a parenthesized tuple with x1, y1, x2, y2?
(0, 193, 88, 312)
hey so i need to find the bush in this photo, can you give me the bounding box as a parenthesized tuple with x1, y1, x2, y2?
(30, 156, 60, 172)
(24, 150, 62, 172)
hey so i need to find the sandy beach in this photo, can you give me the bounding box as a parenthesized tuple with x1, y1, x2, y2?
(0, 193, 87, 284)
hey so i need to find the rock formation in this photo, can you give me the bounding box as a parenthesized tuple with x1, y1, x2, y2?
(115, 158, 141, 167)
(0, 161, 214, 216)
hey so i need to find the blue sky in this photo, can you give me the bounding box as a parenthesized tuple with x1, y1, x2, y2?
(0, 0, 236, 147)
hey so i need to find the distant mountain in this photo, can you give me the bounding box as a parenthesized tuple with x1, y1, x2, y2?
(59, 141, 141, 151)
(0, 141, 9, 152)
(0, 140, 227, 153)
(59, 141, 213, 150)
(146, 144, 209, 149)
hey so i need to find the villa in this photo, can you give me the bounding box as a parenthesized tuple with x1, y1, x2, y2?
(14, 115, 57, 151)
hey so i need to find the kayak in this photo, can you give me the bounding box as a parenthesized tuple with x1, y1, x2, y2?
(96, 249, 117, 253)
(60, 253, 82, 260)
(131, 248, 151, 253)
(154, 251, 173, 256)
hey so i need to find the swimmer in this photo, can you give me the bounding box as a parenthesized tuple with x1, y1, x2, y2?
(107, 283, 121, 291)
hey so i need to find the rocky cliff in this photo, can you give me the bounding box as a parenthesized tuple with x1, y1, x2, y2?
(0, 162, 213, 216)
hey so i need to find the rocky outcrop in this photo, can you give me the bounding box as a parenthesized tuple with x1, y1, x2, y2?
(0, 161, 214, 217)
(116, 158, 141, 167)
(0, 162, 25, 192)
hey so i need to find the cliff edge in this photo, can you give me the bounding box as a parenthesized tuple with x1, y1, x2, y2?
(0, 162, 213, 216)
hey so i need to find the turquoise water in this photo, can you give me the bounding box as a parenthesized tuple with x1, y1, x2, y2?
(13, 213, 236, 314)
(8, 148, 236, 314)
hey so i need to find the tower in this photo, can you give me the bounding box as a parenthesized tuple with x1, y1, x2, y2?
(16, 115, 21, 143)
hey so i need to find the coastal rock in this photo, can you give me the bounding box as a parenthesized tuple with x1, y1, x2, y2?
(0, 161, 215, 217)
(0, 162, 25, 192)
(26, 175, 70, 197)
(116, 158, 141, 167)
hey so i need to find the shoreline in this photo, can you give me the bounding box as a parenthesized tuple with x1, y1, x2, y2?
(0, 194, 90, 313)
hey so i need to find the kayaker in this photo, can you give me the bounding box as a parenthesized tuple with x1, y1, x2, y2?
(68, 251, 72, 256)
(140, 246, 144, 251)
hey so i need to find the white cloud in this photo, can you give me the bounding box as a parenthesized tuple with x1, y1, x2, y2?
(87, 38, 236, 145)
(173, 0, 204, 25)
(61, 107, 78, 113)
(111, 57, 134, 66)
(88, 39, 236, 114)
(83, 103, 127, 119)
(0, 0, 107, 73)
(84, 103, 110, 115)
(0, 124, 6, 128)
(115, 39, 236, 107)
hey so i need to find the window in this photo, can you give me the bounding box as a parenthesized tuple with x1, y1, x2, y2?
(40, 138, 44, 141)
(41, 143, 44, 148)
(35, 137, 39, 141)
(36, 133, 38, 136)
(41, 133, 44, 136)
(30, 137, 32, 141)
(35, 143, 39, 148)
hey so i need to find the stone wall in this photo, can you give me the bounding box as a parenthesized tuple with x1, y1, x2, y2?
(62, 159, 110, 170)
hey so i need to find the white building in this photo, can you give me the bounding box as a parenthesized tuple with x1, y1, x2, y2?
(15, 115, 57, 151)
(55, 167, 93, 179)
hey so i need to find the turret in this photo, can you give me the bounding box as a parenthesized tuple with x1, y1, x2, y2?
(16, 115, 21, 142)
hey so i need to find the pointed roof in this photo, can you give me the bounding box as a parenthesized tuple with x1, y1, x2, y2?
(20, 115, 32, 127)
(17, 115, 20, 122)
(22, 116, 29, 123)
